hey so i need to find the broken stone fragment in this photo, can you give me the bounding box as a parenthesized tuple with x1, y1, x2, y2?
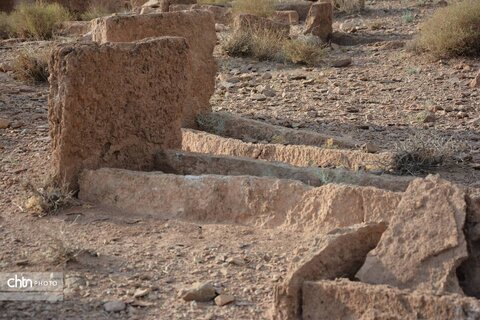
(181, 282, 217, 302)
(214, 294, 235, 306)
(356, 175, 468, 294)
(302, 279, 480, 320)
(273, 223, 386, 320)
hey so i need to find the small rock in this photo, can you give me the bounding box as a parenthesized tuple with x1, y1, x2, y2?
(0, 118, 10, 129)
(261, 72, 273, 80)
(227, 257, 246, 266)
(470, 71, 480, 88)
(331, 58, 352, 68)
(182, 282, 217, 302)
(422, 112, 436, 123)
(361, 143, 379, 154)
(103, 301, 126, 312)
(133, 288, 151, 298)
(215, 294, 235, 306)
(10, 121, 23, 129)
(251, 94, 267, 101)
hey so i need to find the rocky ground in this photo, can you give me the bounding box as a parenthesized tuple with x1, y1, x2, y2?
(0, 0, 479, 319)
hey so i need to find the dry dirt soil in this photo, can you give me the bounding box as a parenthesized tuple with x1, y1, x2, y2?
(0, 0, 479, 319)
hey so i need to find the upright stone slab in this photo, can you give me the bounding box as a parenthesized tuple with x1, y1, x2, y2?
(356, 175, 468, 294)
(91, 11, 217, 128)
(48, 37, 191, 189)
(304, 2, 333, 41)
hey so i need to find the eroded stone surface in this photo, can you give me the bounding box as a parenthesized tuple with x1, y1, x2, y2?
(182, 129, 395, 171)
(302, 280, 480, 320)
(48, 38, 190, 189)
(155, 149, 412, 191)
(196, 112, 361, 149)
(273, 223, 386, 320)
(91, 11, 216, 128)
(304, 2, 333, 41)
(356, 175, 468, 294)
(79, 168, 400, 232)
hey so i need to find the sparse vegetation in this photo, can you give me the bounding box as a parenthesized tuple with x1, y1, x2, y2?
(223, 28, 326, 66)
(393, 132, 459, 175)
(23, 177, 77, 216)
(412, 0, 480, 57)
(402, 9, 414, 23)
(333, 0, 365, 13)
(283, 35, 327, 66)
(0, 12, 12, 39)
(8, 2, 71, 39)
(80, 1, 117, 21)
(232, 0, 275, 17)
(12, 49, 50, 84)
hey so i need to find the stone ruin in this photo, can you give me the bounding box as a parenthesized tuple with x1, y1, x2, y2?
(47, 9, 480, 320)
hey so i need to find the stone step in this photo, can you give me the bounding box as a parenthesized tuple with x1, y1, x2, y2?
(196, 112, 361, 149)
(155, 149, 412, 192)
(182, 128, 395, 172)
(79, 168, 401, 232)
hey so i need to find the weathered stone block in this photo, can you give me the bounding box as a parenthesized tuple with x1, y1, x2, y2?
(273, 223, 386, 320)
(356, 175, 468, 294)
(48, 37, 191, 189)
(302, 280, 480, 320)
(79, 168, 401, 231)
(304, 2, 333, 41)
(91, 11, 217, 128)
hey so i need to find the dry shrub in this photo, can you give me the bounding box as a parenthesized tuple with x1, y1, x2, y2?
(0, 12, 13, 39)
(23, 176, 77, 216)
(333, 0, 365, 13)
(9, 2, 71, 39)
(393, 132, 460, 175)
(283, 35, 326, 66)
(412, 0, 480, 58)
(223, 27, 284, 60)
(232, 0, 275, 17)
(12, 49, 50, 84)
(80, 0, 119, 21)
(223, 28, 326, 66)
(197, 0, 231, 5)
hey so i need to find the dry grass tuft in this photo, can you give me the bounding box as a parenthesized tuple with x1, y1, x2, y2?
(223, 29, 326, 66)
(283, 35, 326, 66)
(0, 12, 13, 39)
(393, 132, 460, 175)
(333, 0, 365, 13)
(412, 0, 480, 58)
(23, 177, 77, 216)
(80, 1, 118, 21)
(223, 27, 284, 60)
(232, 0, 275, 17)
(9, 2, 71, 40)
(12, 49, 51, 84)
